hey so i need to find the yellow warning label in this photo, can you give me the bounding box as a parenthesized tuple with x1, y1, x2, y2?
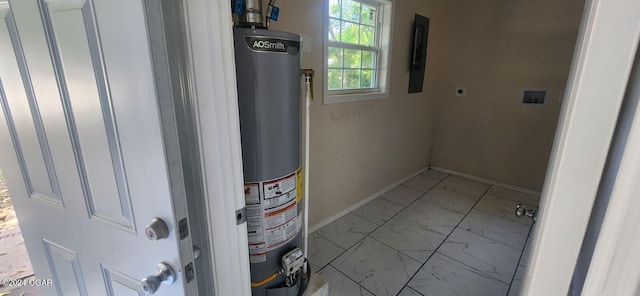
(296, 167, 303, 203)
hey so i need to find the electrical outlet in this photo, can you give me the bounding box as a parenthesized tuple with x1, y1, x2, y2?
(455, 87, 466, 96)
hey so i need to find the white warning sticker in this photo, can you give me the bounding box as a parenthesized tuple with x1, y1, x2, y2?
(244, 170, 302, 261)
(244, 183, 260, 205)
(265, 199, 297, 229)
(246, 204, 264, 245)
(264, 197, 299, 250)
(245, 181, 267, 263)
(264, 173, 296, 200)
(266, 215, 300, 251)
(248, 242, 266, 263)
(264, 190, 296, 208)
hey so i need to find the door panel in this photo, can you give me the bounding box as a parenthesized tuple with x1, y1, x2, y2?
(43, 239, 88, 295)
(0, 5, 62, 206)
(0, 0, 192, 295)
(43, 0, 135, 230)
(102, 267, 144, 296)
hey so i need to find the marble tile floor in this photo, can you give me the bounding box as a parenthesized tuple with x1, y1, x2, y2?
(309, 170, 540, 296)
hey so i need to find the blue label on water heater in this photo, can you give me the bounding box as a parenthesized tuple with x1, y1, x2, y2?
(269, 5, 280, 21)
(233, 0, 243, 14)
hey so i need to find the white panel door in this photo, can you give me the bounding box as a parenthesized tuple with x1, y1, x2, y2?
(0, 0, 194, 295)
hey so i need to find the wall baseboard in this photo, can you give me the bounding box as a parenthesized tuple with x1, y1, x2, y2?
(429, 166, 542, 196)
(309, 166, 430, 234)
(308, 165, 541, 234)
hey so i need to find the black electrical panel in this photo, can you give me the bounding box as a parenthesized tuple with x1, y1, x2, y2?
(409, 14, 430, 93)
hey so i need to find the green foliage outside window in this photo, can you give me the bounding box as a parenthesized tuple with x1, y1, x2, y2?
(328, 0, 378, 91)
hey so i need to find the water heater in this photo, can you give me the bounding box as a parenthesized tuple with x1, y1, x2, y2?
(234, 27, 304, 296)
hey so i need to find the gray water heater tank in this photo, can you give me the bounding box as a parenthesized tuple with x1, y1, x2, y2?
(233, 28, 302, 296)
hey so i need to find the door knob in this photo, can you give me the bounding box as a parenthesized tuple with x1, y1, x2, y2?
(141, 262, 176, 295)
(145, 218, 169, 241)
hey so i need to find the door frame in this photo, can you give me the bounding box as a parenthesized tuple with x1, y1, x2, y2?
(579, 48, 640, 296)
(182, 0, 252, 295)
(521, 0, 640, 294)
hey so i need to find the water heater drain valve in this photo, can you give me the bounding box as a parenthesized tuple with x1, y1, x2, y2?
(282, 247, 305, 277)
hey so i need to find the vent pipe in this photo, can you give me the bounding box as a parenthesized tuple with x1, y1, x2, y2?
(240, 0, 264, 28)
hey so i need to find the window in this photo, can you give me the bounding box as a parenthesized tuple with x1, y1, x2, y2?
(325, 0, 392, 103)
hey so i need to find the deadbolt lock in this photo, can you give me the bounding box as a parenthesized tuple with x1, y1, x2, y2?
(141, 262, 176, 295)
(145, 218, 169, 241)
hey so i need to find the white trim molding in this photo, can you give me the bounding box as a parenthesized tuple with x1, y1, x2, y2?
(183, 0, 251, 295)
(581, 44, 640, 296)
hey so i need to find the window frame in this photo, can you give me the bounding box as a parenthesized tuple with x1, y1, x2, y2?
(323, 0, 393, 104)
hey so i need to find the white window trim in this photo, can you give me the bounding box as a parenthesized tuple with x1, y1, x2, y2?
(323, 0, 394, 104)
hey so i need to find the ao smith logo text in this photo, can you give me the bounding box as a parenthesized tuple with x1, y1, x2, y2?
(246, 37, 300, 54)
(253, 40, 285, 50)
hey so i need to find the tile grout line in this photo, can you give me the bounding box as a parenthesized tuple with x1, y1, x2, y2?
(383, 176, 453, 296)
(325, 262, 379, 296)
(409, 184, 533, 246)
(320, 173, 450, 296)
(417, 183, 533, 290)
(314, 175, 527, 296)
(403, 182, 533, 293)
(360, 176, 497, 296)
(435, 252, 511, 286)
(403, 183, 494, 294)
(398, 285, 426, 296)
(453, 214, 528, 252)
(311, 231, 344, 271)
(445, 184, 535, 287)
(505, 224, 536, 296)
(333, 191, 433, 295)
(457, 187, 535, 250)
(433, 183, 536, 288)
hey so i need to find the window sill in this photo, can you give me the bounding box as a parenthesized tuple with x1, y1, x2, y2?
(323, 91, 389, 104)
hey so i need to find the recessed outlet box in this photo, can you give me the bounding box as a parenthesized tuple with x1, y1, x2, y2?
(523, 90, 546, 104)
(455, 87, 466, 96)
